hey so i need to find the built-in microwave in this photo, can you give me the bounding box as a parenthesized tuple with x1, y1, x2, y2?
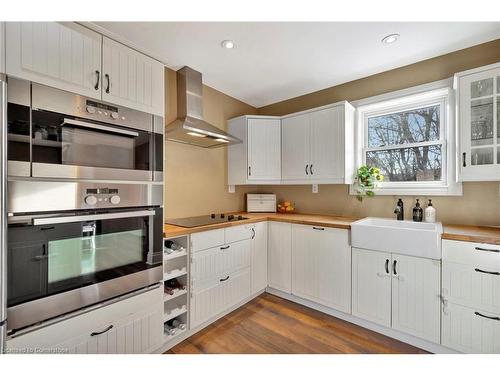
(7, 78, 164, 182)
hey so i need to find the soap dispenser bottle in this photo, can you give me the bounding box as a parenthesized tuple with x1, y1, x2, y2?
(412, 199, 423, 222)
(425, 199, 436, 223)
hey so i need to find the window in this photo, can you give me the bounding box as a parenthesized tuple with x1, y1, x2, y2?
(353, 80, 462, 195)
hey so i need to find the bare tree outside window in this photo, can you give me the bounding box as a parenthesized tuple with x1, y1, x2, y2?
(365, 105, 442, 182)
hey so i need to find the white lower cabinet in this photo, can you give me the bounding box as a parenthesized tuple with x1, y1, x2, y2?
(391, 254, 441, 344)
(352, 248, 392, 327)
(442, 302, 500, 353)
(251, 222, 268, 294)
(190, 236, 252, 329)
(291, 224, 351, 313)
(7, 286, 163, 354)
(268, 221, 292, 293)
(352, 248, 441, 343)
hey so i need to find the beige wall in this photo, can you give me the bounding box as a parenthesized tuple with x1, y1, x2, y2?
(256, 39, 500, 226)
(164, 68, 258, 219)
(165, 40, 500, 226)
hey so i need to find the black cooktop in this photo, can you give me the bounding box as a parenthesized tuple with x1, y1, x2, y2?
(166, 214, 248, 228)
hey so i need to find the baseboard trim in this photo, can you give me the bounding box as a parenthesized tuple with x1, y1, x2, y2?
(265, 287, 459, 354)
(154, 288, 267, 353)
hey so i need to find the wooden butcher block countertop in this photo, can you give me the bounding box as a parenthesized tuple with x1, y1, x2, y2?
(164, 212, 358, 237)
(164, 212, 500, 246)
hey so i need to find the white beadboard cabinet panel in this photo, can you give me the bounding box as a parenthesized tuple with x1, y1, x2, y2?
(190, 229, 225, 253)
(222, 239, 251, 276)
(191, 246, 223, 292)
(225, 224, 253, 244)
(247, 118, 281, 181)
(291, 224, 351, 313)
(442, 239, 500, 268)
(442, 302, 500, 353)
(309, 107, 344, 181)
(443, 262, 500, 315)
(7, 287, 163, 353)
(6, 22, 102, 99)
(281, 113, 310, 180)
(391, 254, 441, 343)
(351, 247, 392, 327)
(251, 222, 268, 294)
(268, 221, 292, 293)
(102, 36, 164, 115)
(190, 282, 225, 329)
(223, 268, 251, 309)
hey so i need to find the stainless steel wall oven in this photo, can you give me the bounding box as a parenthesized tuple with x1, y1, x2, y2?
(7, 78, 164, 182)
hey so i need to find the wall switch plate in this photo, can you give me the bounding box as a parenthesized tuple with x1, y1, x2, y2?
(312, 184, 318, 194)
(228, 185, 235, 193)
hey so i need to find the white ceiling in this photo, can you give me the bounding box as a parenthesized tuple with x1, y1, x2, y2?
(93, 22, 500, 108)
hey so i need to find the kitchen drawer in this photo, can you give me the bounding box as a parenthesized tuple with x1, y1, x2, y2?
(191, 246, 224, 292)
(191, 228, 225, 252)
(224, 224, 253, 244)
(443, 240, 500, 268)
(443, 261, 500, 314)
(222, 267, 251, 310)
(221, 239, 251, 275)
(442, 302, 500, 353)
(7, 285, 162, 352)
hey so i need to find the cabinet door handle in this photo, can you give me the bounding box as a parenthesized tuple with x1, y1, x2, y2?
(248, 166, 251, 176)
(94, 70, 100, 90)
(251, 228, 255, 239)
(393, 260, 397, 275)
(90, 324, 114, 336)
(309, 164, 313, 175)
(475, 268, 500, 276)
(385, 259, 389, 274)
(474, 312, 500, 321)
(462, 152, 466, 167)
(219, 276, 230, 282)
(312, 227, 324, 231)
(105, 74, 110, 94)
(475, 246, 500, 253)
(220, 245, 230, 250)
(305, 164, 309, 175)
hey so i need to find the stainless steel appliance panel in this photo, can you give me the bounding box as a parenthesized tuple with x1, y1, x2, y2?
(8, 180, 163, 214)
(1, 74, 8, 353)
(32, 162, 153, 181)
(31, 83, 154, 133)
(7, 266, 162, 331)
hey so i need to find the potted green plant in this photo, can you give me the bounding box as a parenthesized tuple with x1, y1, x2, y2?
(354, 165, 384, 202)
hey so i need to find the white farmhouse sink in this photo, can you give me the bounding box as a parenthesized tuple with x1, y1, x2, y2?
(351, 217, 443, 259)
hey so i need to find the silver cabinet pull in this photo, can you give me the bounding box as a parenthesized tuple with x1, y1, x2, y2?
(475, 246, 500, 253)
(475, 268, 500, 276)
(474, 312, 500, 321)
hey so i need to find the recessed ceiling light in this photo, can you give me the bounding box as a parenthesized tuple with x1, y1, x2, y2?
(221, 40, 236, 49)
(214, 138, 229, 143)
(187, 132, 206, 138)
(381, 34, 400, 45)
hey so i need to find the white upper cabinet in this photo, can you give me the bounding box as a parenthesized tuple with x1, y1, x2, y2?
(5, 22, 165, 116)
(102, 37, 164, 116)
(281, 102, 355, 184)
(456, 62, 500, 181)
(6, 22, 102, 99)
(228, 116, 281, 185)
(281, 113, 310, 180)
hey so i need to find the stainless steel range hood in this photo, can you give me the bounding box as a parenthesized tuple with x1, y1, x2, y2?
(166, 66, 242, 148)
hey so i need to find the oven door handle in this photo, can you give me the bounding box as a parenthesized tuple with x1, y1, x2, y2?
(33, 210, 155, 225)
(61, 118, 139, 137)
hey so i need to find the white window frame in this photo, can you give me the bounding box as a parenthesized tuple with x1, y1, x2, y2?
(350, 78, 463, 196)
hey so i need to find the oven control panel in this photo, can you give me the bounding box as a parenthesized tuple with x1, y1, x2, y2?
(85, 100, 122, 121)
(85, 188, 121, 206)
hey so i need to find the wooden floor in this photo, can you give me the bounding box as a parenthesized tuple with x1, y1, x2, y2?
(167, 293, 428, 354)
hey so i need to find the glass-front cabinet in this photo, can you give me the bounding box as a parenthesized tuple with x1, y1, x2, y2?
(456, 63, 500, 181)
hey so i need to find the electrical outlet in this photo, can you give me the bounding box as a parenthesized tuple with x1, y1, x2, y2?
(312, 184, 319, 194)
(228, 185, 235, 193)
